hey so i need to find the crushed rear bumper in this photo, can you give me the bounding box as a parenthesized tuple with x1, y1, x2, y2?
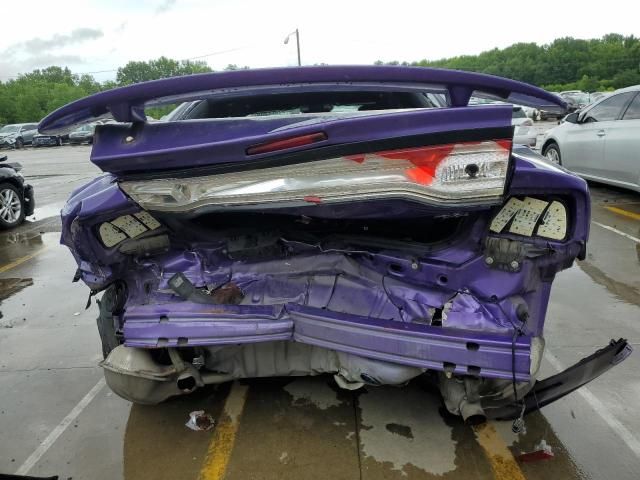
(122, 302, 532, 382)
(485, 338, 632, 419)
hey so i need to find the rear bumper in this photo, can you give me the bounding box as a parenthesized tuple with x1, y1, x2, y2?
(33, 137, 58, 146)
(123, 302, 532, 381)
(486, 338, 632, 419)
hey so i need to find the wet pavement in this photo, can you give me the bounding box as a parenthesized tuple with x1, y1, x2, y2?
(0, 144, 639, 480)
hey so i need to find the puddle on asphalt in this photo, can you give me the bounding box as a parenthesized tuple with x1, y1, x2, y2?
(115, 373, 590, 480)
(0, 277, 34, 303)
(283, 377, 343, 410)
(357, 384, 458, 476)
(25, 202, 65, 223)
(0, 277, 34, 327)
(577, 260, 640, 307)
(0, 230, 59, 263)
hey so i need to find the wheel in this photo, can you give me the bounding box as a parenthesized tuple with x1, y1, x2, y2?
(0, 183, 25, 229)
(543, 142, 562, 165)
(56, 136, 62, 146)
(14, 138, 24, 149)
(96, 282, 127, 358)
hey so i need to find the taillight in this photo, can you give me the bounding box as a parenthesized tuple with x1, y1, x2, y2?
(120, 139, 512, 212)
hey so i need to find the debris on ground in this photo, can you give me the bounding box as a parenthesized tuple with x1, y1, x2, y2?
(185, 410, 215, 431)
(517, 439, 554, 462)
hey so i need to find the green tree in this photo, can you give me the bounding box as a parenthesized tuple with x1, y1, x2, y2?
(116, 56, 211, 85)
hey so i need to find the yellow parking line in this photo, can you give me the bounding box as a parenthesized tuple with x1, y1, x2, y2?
(0, 247, 46, 274)
(473, 422, 527, 480)
(605, 206, 640, 221)
(198, 382, 249, 480)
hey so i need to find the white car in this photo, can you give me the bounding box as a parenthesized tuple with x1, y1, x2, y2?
(512, 106, 537, 147)
(541, 85, 640, 192)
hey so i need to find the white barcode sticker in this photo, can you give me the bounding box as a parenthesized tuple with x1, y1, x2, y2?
(537, 201, 567, 240)
(134, 211, 161, 230)
(509, 197, 548, 236)
(490, 197, 525, 233)
(99, 223, 127, 247)
(111, 215, 147, 238)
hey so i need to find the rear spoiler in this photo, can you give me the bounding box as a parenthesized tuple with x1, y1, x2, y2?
(39, 66, 566, 134)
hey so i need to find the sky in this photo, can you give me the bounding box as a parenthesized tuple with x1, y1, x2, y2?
(1, 0, 638, 82)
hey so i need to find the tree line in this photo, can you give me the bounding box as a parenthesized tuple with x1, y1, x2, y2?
(1, 33, 639, 124)
(378, 33, 640, 93)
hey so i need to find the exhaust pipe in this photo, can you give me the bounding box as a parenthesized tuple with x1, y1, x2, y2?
(101, 345, 232, 404)
(459, 400, 487, 425)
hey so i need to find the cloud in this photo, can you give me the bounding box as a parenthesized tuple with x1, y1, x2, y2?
(0, 29, 100, 78)
(4, 28, 103, 57)
(155, 0, 177, 14)
(0, 54, 87, 79)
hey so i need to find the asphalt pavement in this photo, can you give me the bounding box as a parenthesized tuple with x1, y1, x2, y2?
(0, 137, 639, 480)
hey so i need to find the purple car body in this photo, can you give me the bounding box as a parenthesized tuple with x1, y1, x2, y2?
(40, 66, 630, 420)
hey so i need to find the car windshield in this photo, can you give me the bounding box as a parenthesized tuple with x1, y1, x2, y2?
(0, 125, 19, 133)
(74, 124, 92, 133)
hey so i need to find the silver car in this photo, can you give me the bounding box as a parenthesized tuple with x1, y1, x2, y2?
(541, 85, 640, 192)
(0, 123, 39, 149)
(512, 106, 537, 147)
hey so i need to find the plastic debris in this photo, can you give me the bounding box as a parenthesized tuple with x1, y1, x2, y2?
(517, 439, 554, 463)
(185, 410, 215, 431)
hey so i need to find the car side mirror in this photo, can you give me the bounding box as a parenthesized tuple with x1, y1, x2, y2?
(564, 112, 580, 124)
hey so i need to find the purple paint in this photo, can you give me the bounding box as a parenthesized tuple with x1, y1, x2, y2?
(55, 67, 626, 404)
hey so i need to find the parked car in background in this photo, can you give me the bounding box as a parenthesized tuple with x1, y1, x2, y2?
(0, 123, 39, 149)
(559, 91, 590, 112)
(0, 155, 35, 228)
(520, 106, 539, 120)
(542, 85, 640, 192)
(68, 123, 97, 145)
(32, 133, 67, 147)
(38, 66, 630, 422)
(539, 92, 565, 120)
(512, 106, 537, 147)
(589, 91, 611, 104)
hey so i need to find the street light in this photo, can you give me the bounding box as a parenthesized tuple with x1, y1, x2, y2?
(284, 29, 301, 67)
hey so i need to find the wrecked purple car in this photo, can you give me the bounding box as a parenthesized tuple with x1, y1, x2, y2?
(40, 66, 630, 421)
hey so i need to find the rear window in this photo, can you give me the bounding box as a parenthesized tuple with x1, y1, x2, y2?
(168, 91, 447, 120)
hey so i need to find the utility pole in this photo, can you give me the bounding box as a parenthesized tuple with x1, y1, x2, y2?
(284, 29, 301, 66)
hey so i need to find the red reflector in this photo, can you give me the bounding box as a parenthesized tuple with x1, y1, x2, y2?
(496, 139, 513, 151)
(303, 195, 323, 204)
(247, 132, 327, 155)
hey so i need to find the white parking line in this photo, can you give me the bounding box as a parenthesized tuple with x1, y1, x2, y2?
(545, 351, 640, 459)
(592, 221, 640, 244)
(15, 378, 106, 475)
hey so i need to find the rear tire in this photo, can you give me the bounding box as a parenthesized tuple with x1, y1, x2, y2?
(56, 136, 62, 146)
(543, 142, 562, 165)
(0, 183, 25, 229)
(96, 283, 127, 358)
